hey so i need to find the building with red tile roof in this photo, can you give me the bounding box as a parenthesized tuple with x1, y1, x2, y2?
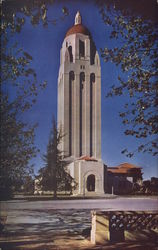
(106, 163, 143, 194)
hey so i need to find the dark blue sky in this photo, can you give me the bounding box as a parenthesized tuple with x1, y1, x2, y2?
(11, 0, 157, 180)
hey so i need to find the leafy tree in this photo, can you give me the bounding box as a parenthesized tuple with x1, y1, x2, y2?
(0, 32, 42, 198)
(22, 175, 34, 194)
(38, 118, 75, 198)
(1, 0, 69, 199)
(0, 75, 39, 199)
(97, 0, 158, 157)
(1, 0, 68, 33)
(0, 3, 44, 199)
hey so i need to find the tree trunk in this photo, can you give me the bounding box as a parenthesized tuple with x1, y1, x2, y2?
(53, 179, 57, 199)
(53, 189, 57, 199)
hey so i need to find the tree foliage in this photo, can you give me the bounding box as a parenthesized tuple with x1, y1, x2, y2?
(22, 175, 34, 194)
(1, 1, 52, 199)
(1, 0, 69, 199)
(0, 93, 37, 198)
(97, 0, 158, 157)
(1, 0, 68, 32)
(37, 118, 74, 198)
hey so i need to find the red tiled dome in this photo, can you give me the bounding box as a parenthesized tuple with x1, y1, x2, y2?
(65, 24, 90, 37)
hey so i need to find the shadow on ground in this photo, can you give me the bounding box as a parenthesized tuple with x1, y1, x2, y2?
(0, 208, 158, 249)
(1, 225, 158, 250)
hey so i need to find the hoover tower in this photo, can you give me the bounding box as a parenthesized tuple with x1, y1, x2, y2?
(58, 12, 105, 195)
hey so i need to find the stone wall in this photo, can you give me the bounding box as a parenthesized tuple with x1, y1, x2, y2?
(91, 210, 158, 244)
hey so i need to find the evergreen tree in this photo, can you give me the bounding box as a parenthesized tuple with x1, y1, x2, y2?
(38, 118, 74, 198)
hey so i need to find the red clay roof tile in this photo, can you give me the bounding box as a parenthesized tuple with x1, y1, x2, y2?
(65, 24, 90, 37)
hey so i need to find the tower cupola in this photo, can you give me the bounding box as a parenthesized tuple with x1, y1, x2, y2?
(65, 11, 90, 38)
(75, 11, 82, 25)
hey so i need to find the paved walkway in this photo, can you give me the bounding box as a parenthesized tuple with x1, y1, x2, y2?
(0, 197, 158, 249)
(1, 196, 158, 211)
(0, 209, 92, 249)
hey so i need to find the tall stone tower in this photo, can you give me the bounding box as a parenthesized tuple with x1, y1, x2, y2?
(58, 12, 105, 196)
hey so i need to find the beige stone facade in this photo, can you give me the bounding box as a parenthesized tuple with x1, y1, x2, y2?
(57, 12, 105, 195)
(67, 158, 105, 195)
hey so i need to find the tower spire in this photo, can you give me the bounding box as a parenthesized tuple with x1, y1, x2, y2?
(75, 11, 82, 25)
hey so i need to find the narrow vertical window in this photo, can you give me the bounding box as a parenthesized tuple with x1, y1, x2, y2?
(80, 72, 85, 156)
(90, 73, 95, 156)
(90, 40, 96, 65)
(68, 46, 73, 62)
(79, 40, 85, 58)
(69, 71, 74, 156)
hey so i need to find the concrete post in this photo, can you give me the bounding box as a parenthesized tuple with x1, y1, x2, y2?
(91, 211, 110, 244)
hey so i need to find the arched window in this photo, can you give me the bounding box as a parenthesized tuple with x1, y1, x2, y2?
(80, 72, 85, 82)
(87, 174, 95, 191)
(90, 73, 95, 83)
(69, 71, 75, 81)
